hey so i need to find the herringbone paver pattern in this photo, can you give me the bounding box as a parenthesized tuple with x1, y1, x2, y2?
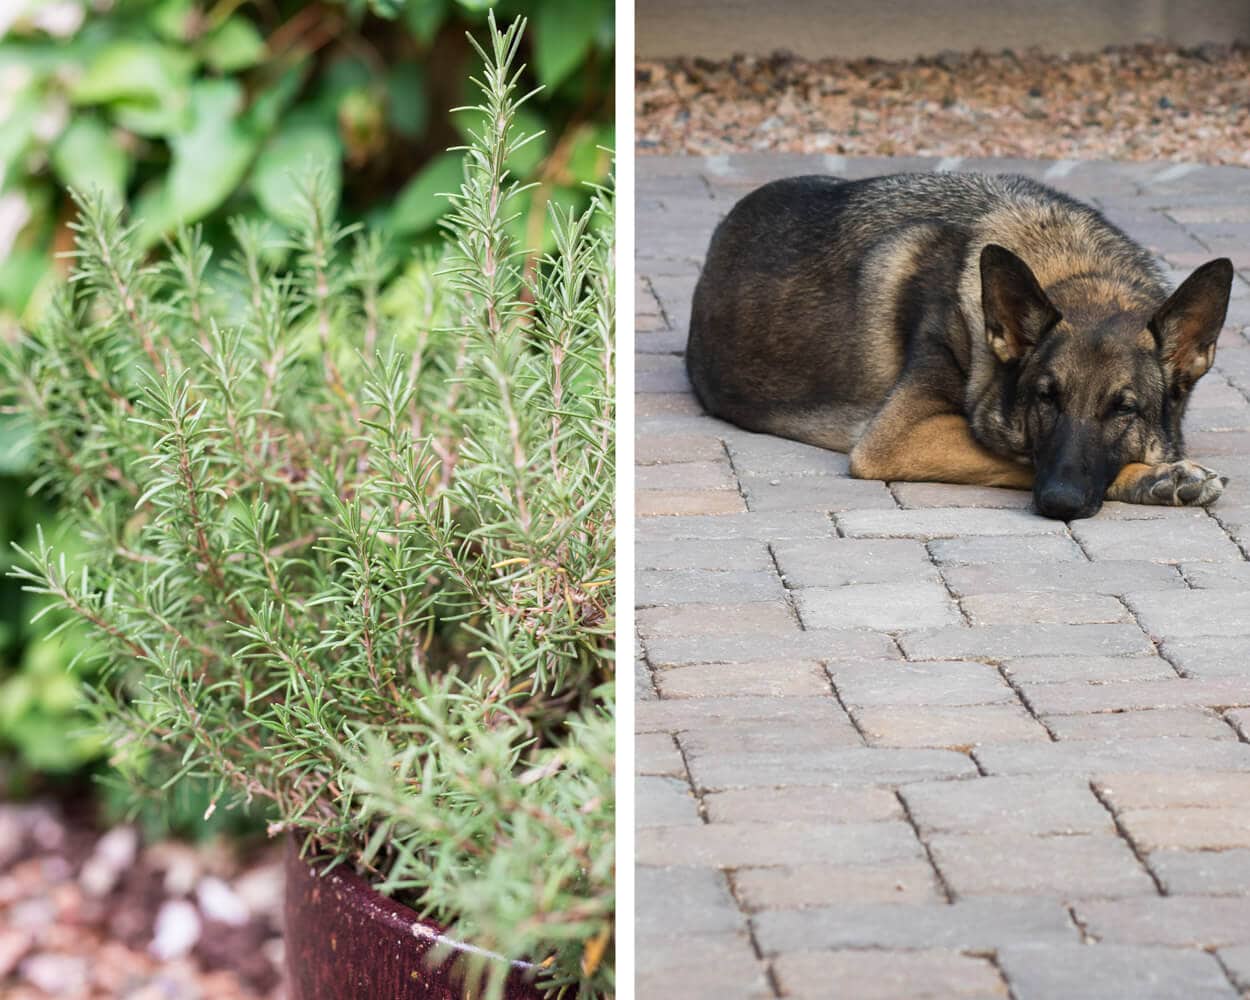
(635, 154, 1250, 1000)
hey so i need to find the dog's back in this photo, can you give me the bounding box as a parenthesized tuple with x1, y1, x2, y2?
(686, 172, 1166, 451)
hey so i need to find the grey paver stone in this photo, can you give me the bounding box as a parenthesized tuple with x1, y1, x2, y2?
(753, 897, 1077, 953)
(636, 432, 727, 466)
(636, 569, 786, 606)
(1183, 561, 1250, 589)
(634, 538, 773, 573)
(975, 738, 1250, 776)
(998, 944, 1238, 1000)
(703, 786, 899, 825)
(1021, 677, 1250, 716)
(928, 833, 1156, 898)
(635, 460, 735, 491)
(829, 660, 1013, 707)
(1160, 635, 1250, 679)
(654, 659, 829, 699)
(900, 623, 1153, 660)
(961, 591, 1129, 625)
(637, 776, 701, 828)
(1126, 590, 1250, 639)
(1152, 849, 1250, 895)
(1118, 806, 1250, 850)
(1002, 655, 1177, 684)
(643, 627, 899, 667)
(1227, 708, 1250, 739)
(773, 949, 1008, 999)
(1218, 945, 1250, 992)
(635, 932, 771, 1000)
(901, 776, 1113, 836)
(636, 732, 684, 778)
(838, 508, 1066, 538)
(680, 716, 862, 753)
(636, 391, 705, 417)
(942, 561, 1184, 596)
(891, 483, 1032, 509)
(1071, 517, 1244, 562)
(1076, 897, 1250, 947)
(636, 601, 796, 639)
(636, 695, 849, 735)
(735, 862, 943, 910)
(1093, 770, 1250, 809)
(927, 534, 1087, 564)
(743, 474, 897, 512)
(687, 747, 978, 791)
(798, 582, 962, 630)
(635, 820, 923, 868)
(773, 537, 936, 588)
(635, 867, 742, 936)
(854, 704, 1048, 748)
(1045, 707, 1234, 741)
(636, 488, 747, 517)
(635, 656, 656, 702)
(635, 510, 835, 542)
(724, 433, 851, 477)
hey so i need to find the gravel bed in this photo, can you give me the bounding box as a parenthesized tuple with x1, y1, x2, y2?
(636, 44, 1250, 164)
(0, 801, 283, 999)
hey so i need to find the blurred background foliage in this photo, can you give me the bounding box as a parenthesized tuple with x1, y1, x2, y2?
(0, 0, 614, 801)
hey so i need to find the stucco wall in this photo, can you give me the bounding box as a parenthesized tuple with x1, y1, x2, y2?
(636, 0, 1250, 60)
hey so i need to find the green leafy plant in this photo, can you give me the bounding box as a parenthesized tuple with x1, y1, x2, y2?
(4, 12, 614, 996)
(0, 0, 614, 326)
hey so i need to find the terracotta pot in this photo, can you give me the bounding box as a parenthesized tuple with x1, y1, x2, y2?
(284, 837, 546, 999)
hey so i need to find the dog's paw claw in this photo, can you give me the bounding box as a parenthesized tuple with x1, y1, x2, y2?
(1144, 460, 1226, 506)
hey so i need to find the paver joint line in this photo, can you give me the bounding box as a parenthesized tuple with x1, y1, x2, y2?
(636, 152, 1250, 991)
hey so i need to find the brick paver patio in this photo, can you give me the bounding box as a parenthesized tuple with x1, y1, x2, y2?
(635, 154, 1250, 999)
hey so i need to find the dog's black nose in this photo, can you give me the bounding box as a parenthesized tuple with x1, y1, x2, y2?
(1035, 484, 1099, 521)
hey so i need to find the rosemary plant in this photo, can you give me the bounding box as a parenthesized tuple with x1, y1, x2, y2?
(4, 13, 614, 997)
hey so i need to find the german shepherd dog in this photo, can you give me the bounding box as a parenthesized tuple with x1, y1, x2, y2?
(686, 173, 1233, 520)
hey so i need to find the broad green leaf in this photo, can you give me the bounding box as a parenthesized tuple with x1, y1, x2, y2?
(0, 249, 47, 320)
(389, 151, 462, 235)
(0, 94, 37, 189)
(50, 116, 128, 205)
(251, 121, 342, 224)
(130, 179, 178, 248)
(148, 0, 196, 41)
(402, 0, 448, 43)
(248, 64, 307, 134)
(386, 63, 427, 138)
(202, 17, 266, 73)
(70, 40, 193, 107)
(134, 80, 258, 245)
(167, 81, 258, 222)
(565, 123, 613, 184)
(533, 0, 601, 89)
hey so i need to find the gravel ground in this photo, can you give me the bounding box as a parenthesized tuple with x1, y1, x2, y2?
(0, 802, 283, 999)
(636, 44, 1250, 164)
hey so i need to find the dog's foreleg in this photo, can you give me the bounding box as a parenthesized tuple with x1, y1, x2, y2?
(1106, 461, 1227, 506)
(849, 389, 1033, 489)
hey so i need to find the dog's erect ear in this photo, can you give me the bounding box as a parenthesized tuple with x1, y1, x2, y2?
(980, 244, 1061, 363)
(1150, 258, 1233, 387)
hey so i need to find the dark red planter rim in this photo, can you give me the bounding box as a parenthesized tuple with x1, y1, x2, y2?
(284, 836, 547, 999)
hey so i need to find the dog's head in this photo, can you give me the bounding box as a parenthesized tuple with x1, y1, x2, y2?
(980, 244, 1233, 520)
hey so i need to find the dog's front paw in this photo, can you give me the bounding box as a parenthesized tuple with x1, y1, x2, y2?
(1108, 460, 1228, 507)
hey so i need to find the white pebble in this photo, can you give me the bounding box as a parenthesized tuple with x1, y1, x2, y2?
(196, 876, 249, 927)
(80, 826, 138, 897)
(150, 900, 202, 961)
